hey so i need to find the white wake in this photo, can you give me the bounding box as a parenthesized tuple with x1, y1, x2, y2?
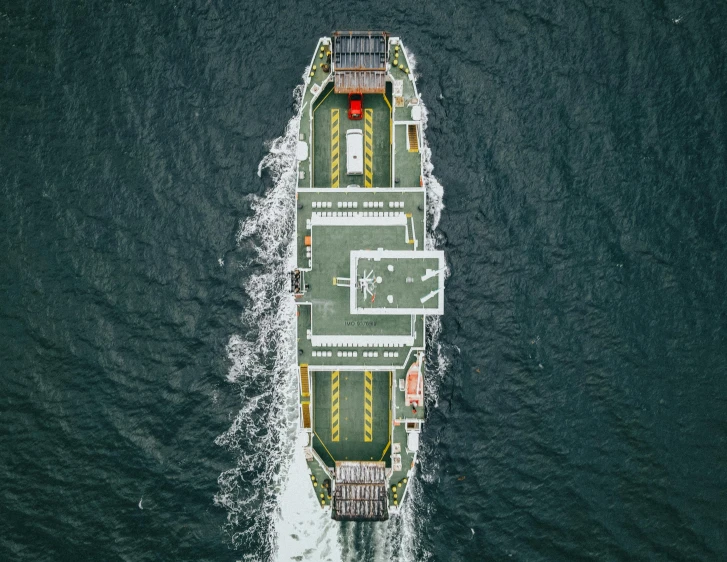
(214, 76, 305, 559)
(216, 47, 448, 562)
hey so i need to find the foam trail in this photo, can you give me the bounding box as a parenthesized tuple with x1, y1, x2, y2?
(216, 46, 449, 560)
(275, 442, 343, 561)
(214, 74, 307, 559)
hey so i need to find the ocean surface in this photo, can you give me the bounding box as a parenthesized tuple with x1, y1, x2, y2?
(2, 1, 726, 561)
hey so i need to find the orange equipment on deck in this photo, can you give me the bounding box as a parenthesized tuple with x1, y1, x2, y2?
(405, 362, 423, 407)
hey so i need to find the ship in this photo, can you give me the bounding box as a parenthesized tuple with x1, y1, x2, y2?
(292, 31, 445, 521)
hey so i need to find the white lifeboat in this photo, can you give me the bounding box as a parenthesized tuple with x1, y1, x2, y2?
(405, 362, 423, 408)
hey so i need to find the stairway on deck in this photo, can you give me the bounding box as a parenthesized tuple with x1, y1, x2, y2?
(300, 364, 310, 396)
(300, 364, 311, 429)
(407, 124, 419, 152)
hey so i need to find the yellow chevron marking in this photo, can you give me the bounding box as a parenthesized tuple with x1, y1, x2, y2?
(301, 400, 311, 429)
(299, 364, 310, 397)
(364, 108, 374, 188)
(330, 109, 340, 188)
(331, 371, 340, 442)
(364, 371, 373, 442)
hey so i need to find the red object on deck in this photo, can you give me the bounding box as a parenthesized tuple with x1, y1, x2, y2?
(348, 93, 363, 120)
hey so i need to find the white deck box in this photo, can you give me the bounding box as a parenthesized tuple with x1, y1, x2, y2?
(346, 129, 363, 175)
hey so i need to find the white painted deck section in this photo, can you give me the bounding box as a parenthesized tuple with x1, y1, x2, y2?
(310, 335, 415, 347)
(349, 249, 445, 315)
(310, 212, 407, 226)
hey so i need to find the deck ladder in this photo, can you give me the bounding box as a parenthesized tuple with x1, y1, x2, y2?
(299, 364, 310, 397)
(301, 401, 311, 429)
(407, 124, 419, 153)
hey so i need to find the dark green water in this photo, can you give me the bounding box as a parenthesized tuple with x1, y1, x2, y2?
(2, 1, 726, 561)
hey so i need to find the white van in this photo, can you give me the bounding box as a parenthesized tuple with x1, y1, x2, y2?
(346, 129, 364, 175)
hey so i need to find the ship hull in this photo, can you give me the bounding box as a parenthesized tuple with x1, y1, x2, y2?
(292, 32, 444, 520)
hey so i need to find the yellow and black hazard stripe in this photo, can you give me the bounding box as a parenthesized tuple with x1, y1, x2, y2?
(330, 109, 340, 188)
(364, 371, 373, 442)
(364, 109, 374, 187)
(331, 371, 340, 441)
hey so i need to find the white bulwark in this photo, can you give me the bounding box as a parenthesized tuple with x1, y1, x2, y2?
(310, 334, 415, 347)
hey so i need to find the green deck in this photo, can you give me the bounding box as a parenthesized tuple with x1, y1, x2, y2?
(393, 124, 422, 187)
(296, 308, 424, 369)
(312, 370, 391, 465)
(295, 189, 427, 270)
(310, 226, 409, 336)
(312, 84, 392, 188)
